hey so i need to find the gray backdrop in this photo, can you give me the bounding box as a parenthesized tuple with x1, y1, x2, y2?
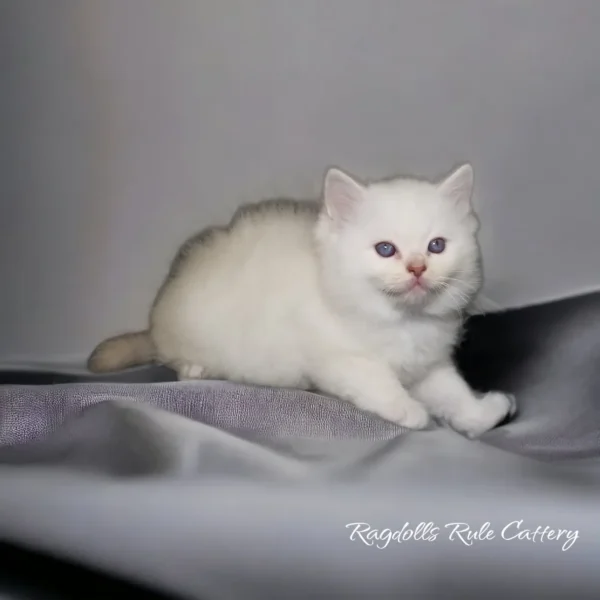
(2, 0, 600, 365)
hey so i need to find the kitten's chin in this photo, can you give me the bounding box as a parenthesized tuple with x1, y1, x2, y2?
(383, 280, 469, 313)
(380, 273, 480, 315)
(401, 288, 431, 308)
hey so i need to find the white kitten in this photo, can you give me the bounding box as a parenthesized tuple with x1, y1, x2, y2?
(88, 164, 516, 438)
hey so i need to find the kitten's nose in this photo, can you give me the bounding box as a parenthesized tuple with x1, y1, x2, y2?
(407, 262, 427, 278)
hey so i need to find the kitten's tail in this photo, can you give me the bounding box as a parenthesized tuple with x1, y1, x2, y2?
(87, 330, 156, 373)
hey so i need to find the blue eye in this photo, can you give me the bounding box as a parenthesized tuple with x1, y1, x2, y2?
(374, 242, 397, 257)
(427, 237, 446, 254)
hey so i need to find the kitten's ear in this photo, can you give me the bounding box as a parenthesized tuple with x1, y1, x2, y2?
(323, 167, 365, 221)
(437, 163, 474, 213)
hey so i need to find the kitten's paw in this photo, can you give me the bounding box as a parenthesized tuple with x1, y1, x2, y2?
(377, 400, 431, 430)
(452, 392, 516, 439)
(176, 363, 206, 381)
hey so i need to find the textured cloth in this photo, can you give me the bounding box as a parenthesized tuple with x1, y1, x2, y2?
(0, 379, 599, 599)
(0, 380, 406, 448)
(1, 368, 599, 460)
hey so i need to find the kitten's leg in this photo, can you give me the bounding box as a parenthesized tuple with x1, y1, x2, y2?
(311, 356, 431, 429)
(175, 362, 206, 381)
(411, 363, 516, 438)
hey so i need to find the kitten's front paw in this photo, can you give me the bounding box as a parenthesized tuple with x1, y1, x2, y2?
(377, 400, 431, 430)
(452, 391, 516, 439)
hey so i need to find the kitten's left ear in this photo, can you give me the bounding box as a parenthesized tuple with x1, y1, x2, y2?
(437, 163, 474, 213)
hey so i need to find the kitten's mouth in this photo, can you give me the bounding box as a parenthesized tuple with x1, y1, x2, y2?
(407, 279, 426, 291)
(405, 283, 429, 299)
(383, 279, 430, 299)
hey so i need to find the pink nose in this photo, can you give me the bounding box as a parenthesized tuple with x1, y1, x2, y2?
(407, 263, 427, 278)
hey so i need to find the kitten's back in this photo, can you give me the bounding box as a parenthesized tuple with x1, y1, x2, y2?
(149, 198, 323, 383)
(165, 198, 319, 279)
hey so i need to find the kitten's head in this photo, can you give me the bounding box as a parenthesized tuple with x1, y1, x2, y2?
(315, 164, 482, 316)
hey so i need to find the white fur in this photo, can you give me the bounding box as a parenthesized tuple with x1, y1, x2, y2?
(150, 164, 515, 436)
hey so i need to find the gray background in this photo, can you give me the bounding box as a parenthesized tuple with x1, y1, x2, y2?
(2, 0, 600, 365)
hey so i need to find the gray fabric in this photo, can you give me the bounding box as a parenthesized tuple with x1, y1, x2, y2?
(0, 380, 406, 448)
(2, 374, 600, 459)
(0, 380, 599, 599)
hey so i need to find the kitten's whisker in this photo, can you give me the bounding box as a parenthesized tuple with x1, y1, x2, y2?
(437, 275, 478, 289)
(435, 280, 479, 299)
(432, 280, 473, 310)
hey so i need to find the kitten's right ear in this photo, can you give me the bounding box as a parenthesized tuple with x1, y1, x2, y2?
(323, 167, 365, 222)
(437, 163, 475, 214)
